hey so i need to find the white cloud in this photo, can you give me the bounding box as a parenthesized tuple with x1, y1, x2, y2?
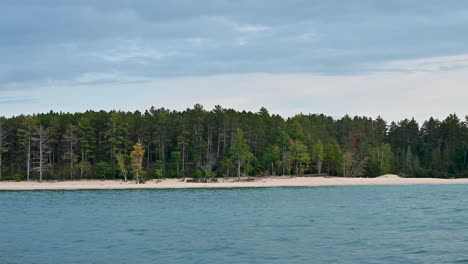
(3, 54, 468, 122)
(235, 37, 248, 46)
(235, 24, 271, 32)
(298, 32, 318, 42)
(379, 54, 468, 72)
(185, 37, 213, 47)
(87, 39, 180, 63)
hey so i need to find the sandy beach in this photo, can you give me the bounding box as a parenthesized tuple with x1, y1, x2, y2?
(1, 175, 468, 191)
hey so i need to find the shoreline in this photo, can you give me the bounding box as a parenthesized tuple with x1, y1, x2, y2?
(2, 176, 468, 191)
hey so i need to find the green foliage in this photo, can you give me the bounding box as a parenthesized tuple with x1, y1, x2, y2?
(194, 169, 204, 179)
(0, 107, 466, 181)
(171, 151, 181, 174)
(312, 140, 324, 174)
(14, 173, 25, 182)
(167, 170, 178, 178)
(95, 162, 113, 179)
(260, 144, 282, 175)
(324, 140, 342, 176)
(380, 144, 394, 175)
(289, 140, 310, 175)
(342, 151, 368, 177)
(154, 169, 164, 179)
(78, 161, 92, 179)
(229, 129, 254, 179)
(312, 140, 324, 159)
(139, 170, 148, 181)
(204, 168, 217, 179)
(154, 160, 165, 179)
(116, 153, 129, 181)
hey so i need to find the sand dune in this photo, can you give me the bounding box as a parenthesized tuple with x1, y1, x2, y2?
(1, 176, 468, 191)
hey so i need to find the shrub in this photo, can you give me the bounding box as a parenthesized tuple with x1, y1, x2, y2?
(14, 173, 25, 182)
(154, 169, 163, 179)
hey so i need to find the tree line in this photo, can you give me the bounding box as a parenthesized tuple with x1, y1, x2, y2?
(0, 105, 466, 181)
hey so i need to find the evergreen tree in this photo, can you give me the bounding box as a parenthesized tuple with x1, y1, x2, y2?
(63, 124, 78, 180)
(0, 118, 7, 180)
(0, 106, 465, 181)
(17, 116, 36, 181)
(32, 125, 49, 182)
(229, 129, 253, 180)
(312, 140, 324, 175)
(289, 140, 310, 175)
(324, 140, 342, 176)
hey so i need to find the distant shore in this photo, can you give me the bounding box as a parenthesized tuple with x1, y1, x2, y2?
(1, 175, 468, 191)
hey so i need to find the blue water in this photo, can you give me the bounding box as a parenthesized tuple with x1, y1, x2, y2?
(1, 185, 468, 263)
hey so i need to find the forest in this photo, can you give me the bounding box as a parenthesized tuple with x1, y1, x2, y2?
(0, 104, 467, 181)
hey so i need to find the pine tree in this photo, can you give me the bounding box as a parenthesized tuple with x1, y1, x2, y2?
(32, 125, 49, 182)
(324, 140, 342, 176)
(171, 151, 181, 176)
(77, 116, 95, 178)
(0, 118, 7, 180)
(312, 140, 324, 175)
(17, 116, 36, 181)
(104, 112, 128, 177)
(229, 129, 253, 180)
(289, 140, 310, 175)
(63, 125, 78, 180)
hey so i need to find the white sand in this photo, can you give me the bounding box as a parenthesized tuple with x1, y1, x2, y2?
(1, 176, 468, 190)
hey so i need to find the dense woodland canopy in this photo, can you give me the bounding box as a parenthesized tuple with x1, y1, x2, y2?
(0, 104, 467, 181)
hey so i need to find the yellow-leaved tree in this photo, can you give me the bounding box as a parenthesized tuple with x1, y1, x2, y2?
(130, 139, 145, 184)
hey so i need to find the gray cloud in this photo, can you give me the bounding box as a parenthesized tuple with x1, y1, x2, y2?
(2, 0, 468, 90)
(0, 96, 37, 105)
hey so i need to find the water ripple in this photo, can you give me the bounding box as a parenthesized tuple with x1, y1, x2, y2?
(1, 185, 468, 263)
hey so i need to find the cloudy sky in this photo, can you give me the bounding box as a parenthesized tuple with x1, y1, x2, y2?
(1, 0, 468, 122)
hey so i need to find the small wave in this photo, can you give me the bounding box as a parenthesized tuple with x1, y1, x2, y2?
(411, 250, 427, 254)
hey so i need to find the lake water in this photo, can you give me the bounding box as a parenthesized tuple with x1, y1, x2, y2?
(1, 185, 468, 263)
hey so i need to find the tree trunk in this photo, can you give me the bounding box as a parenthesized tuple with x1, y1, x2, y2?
(27, 135, 31, 181)
(463, 150, 467, 168)
(39, 127, 43, 182)
(182, 144, 185, 173)
(223, 128, 226, 156)
(110, 148, 114, 180)
(0, 125, 3, 180)
(147, 142, 150, 171)
(237, 158, 241, 181)
(343, 161, 346, 178)
(317, 158, 322, 175)
(207, 129, 212, 164)
(98, 132, 102, 163)
(70, 140, 73, 180)
(282, 146, 286, 176)
(80, 152, 84, 179)
(217, 131, 221, 159)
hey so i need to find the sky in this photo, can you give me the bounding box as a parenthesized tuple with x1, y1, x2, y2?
(1, 0, 468, 122)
